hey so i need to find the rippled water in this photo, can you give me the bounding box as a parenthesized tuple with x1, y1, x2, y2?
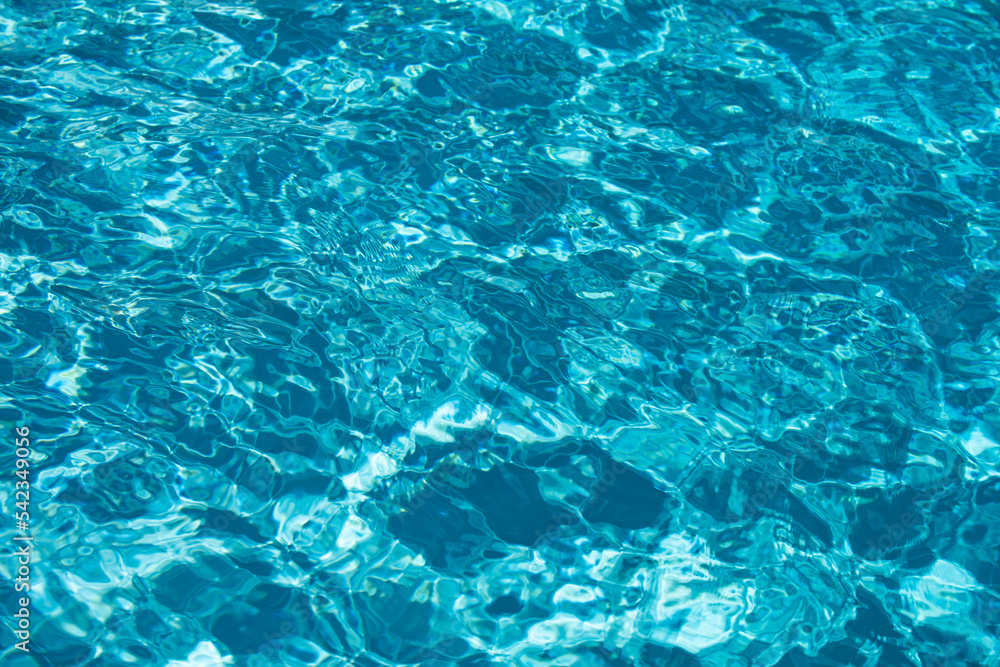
(2, 0, 1000, 665)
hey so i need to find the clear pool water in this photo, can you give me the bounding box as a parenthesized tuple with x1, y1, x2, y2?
(2, 0, 1000, 665)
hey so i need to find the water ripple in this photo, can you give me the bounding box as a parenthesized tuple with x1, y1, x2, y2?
(2, 0, 1000, 665)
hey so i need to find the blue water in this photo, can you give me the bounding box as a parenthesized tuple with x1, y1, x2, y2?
(2, 0, 1000, 665)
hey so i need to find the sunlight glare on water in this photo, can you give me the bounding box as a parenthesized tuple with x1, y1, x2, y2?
(2, 0, 1000, 665)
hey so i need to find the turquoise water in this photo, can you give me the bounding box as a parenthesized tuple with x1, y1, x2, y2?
(2, 0, 1000, 665)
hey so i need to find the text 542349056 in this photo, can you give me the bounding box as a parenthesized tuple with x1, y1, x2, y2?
(12, 425, 31, 653)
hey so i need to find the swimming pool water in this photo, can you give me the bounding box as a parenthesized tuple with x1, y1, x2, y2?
(2, 0, 1000, 665)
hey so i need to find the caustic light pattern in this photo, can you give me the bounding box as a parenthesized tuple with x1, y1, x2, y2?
(2, 0, 1000, 666)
